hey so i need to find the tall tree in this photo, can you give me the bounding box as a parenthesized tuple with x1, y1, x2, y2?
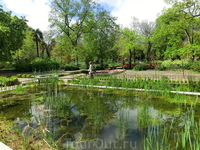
(31, 28, 44, 57)
(49, 0, 97, 65)
(0, 5, 27, 61)
(52, 34, 73, 63)
(156, 0, 200, 60)
(83, 8, 119, 68)
(139, 20, 155, 62)
(12, 27, 36, 62)
(117, 28, 141, 69)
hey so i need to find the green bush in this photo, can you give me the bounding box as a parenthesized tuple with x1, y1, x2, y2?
(190, 61, 200, 72)
(161, 59, 191, 69)
(14, 58, 60, 72)
(17, 74, 33, 78)
(14, 61, 32, 72)
(161, 60, 172, 68)
(78, 62, 87, 69)
(95, 64, 104, 70)
(155, 65, 166, 71)
(133, 64, 146, 71)
(92, 63, 108, 70)
(64, 61, 80, 71)
(64, 65, 80, 71)
(31, 58, 60, 72)
(0, 76, 19, 86)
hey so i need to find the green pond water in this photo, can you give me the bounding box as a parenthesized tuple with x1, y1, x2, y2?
(0, 85, 200, 150)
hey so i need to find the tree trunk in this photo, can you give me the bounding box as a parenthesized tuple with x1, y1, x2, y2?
(46, 45, 51, 57)
(129, 49, 132, 69)
(36, 41, 39, 57)
(133, 47, 136, 63)
(146, 41, 152, 62)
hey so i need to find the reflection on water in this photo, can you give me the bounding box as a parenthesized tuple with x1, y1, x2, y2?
(1, 86, 200, 150)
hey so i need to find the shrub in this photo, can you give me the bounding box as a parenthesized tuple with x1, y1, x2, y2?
(0, 76, 19, 86)
(108, 62, 121, 69)
(78, 62, 87, 69)
(14, 61, 32, 72)
(161, 60, 172, 68)
(133, 64, 146, 71)
(95, 64, 104, 70)
(64, 61, 80, 71)
(17, 74, 33, 78)
(31, 58, 60, 72)
(155, 65, 166, 71)
(190, 61, 200, 72)
(64, 65, 79, 71)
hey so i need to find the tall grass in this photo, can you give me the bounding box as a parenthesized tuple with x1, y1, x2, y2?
(2, 71, 200, 150)
(69, 74, 200, 98)
(143, 98, 200, 150)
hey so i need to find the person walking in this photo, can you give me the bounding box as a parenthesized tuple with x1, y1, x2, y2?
(88, 61, 95, 79)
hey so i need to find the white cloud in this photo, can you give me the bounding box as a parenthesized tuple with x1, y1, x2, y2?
(99, 0, 169, 28)
(96, 0, 123, 7)
(1, 0, 50, 32)
(2, 0, 169, 31)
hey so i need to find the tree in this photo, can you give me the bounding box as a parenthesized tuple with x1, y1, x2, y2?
(130, 17, 154, 63)
(0, 5, 27, 61)
(12, 27, 36, 62)
(43, 30, 59, 58)
(82, 7, 119, 68)
(139, 20, 155, 62)
(117, 28, 141, 69)
(31, 28, 44, 57)
(161, 0, 200, 61)
(52, 34, 74, 63)
(49, 0, 97, 65)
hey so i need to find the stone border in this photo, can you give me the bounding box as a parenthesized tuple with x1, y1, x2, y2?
(64, 83, 200, 96)
(0, 142, 13, 150)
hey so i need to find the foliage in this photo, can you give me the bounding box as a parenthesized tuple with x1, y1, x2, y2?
(2, 1, 200, 72)
(70, 73, 200, 93)
(53, 34, 73, 63)
(14, 60, 32, 72)
(133, 64, 147, 71)
(0, 62, 13, 70)
(190, 61, 200, 72)
(161, 60, 173, 68)
(155, 1, 200, 61)
(116, 28, 142, 68)
(95, 63, 109, 70)
(17, 74, 33, 78)
(64, 65, 80, 71)
(82, 7, 119, 68)
(31, 58, 60, 72)
(161, 59, 191, 69)
(31, 28, 44, 57)
(64, 61, 80, 71)
(0, 6, 27, 61)
(49, 0, 98, 65)
(14, 58, 61, 72)
(155, 65, 166, 71)
(12, 28, 36, 62)
(0, 76, 19, 86)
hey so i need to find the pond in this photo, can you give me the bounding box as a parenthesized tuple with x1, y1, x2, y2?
(1, 84, 200, 150)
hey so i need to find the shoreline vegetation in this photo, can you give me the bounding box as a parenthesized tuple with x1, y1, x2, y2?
(1, 69, 200, 149)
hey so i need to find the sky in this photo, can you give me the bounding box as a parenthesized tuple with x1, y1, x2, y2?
(1, 0, 169, 32)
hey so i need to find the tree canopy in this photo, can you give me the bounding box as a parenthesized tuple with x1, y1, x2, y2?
(1, 0, 200, 70)
(0, 5, 27, 61)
